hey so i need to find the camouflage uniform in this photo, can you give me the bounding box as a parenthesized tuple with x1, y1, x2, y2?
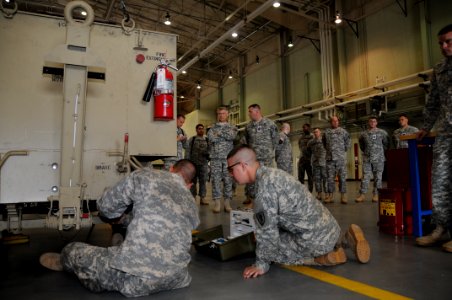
(253, 166, 341, 273)
(242, 118, 279, 198)
(207, 122, 238, 200)
(358, 128, 389, 195)
(164, 127, 188, 170)
(275, 131, 293, 174)
(60, 168, 199, 297)
(322, 127, 351, 193)
(393, 125, 418, 149)
(185, 135, 209, 198)
(307, 137, 327, 193)
(422, 58, 452, 230)
(298, 132, 314, 191)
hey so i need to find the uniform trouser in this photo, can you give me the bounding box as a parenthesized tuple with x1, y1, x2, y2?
(312, 165, 327, 193)
(190, 163, 208, 198)
(298, 159, 313, 192)
(246, 158, 273, 198)
(359, 160, 384, 195)
(210, 159, 233, 200)
(431, 135, 452, 229)
(326, 159, 347, 193)
(61, 242, 190, 297)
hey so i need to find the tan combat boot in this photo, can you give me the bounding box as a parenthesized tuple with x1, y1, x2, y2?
(39, 253, 63, 271)
(324, 193, 333, 204)
(340, 193, 347, 204)
(200, 197, 209, 205)
(316, 192, 322, 200)
(212, 199, 221, 213)
(319, 192, 325, 201)
(442, 240, 452, 253)
(416, 225, 446, 246)
(345, 224, 371, 263)
(355, 194, 365, 203)
(314, 247, 347, 266)
(372, 194, 379, 202)
(224, 198, 232, 213)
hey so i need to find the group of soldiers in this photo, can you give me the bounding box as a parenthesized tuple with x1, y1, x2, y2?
(175, 101, 419, 209)
(298, 114, 418, 204)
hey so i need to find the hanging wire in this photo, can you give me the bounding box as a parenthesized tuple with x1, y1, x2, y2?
(120, 0, 130, 22)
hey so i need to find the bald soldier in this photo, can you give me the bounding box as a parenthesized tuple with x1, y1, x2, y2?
(227, 145, 370, 278)
(39, 160, 199, 297)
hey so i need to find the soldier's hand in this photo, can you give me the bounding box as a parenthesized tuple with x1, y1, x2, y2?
(416, 129, 428, 141)
(243, 265, 265, 279)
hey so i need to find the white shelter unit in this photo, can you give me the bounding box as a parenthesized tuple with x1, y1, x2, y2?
(0, 1, 177, 229)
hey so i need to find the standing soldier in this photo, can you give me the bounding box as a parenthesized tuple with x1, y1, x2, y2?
(323, 116, 351, 204)
(164, 114, 188, 170)
(356, 117, 389, 203)
(415, 24, 452, 252)
(308, 127, 327, 201)
(242, 104, 279, 205)
(186, 124, 209, 205)
(207, 106, 238, 213)
(392, 114, 418, 149)
(298, 123, 314, 192)
(275, 122, 293, 174)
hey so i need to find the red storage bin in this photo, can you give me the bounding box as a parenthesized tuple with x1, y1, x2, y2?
(378, 188, 412, 236)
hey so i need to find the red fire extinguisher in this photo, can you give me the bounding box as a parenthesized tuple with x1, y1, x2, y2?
(142, 60, 176, 121)
(154, 64, 174, 120)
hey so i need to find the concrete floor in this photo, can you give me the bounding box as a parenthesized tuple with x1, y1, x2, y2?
(1, 182, 451, 299)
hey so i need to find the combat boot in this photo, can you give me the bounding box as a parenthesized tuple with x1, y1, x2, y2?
(314, 247, 347, 266)
(200, 197, 209, 205)
(345, 224, 371, 263)
(212, 199, 221, 213)
(355, 194, 365, 203)
(372, 194, 379, 202)
(319, 192, 325, 201)
(316, 192, 322, 200)
(340, 193, 347, 204)
(442, 240, 452, 253)
(224, 198, 232, 213)
(323, 193, 333, 204)
(416, 225, 446, 246)
(39, 253, 63, 271)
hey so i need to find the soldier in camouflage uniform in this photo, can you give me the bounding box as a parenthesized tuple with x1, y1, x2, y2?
(322, 116, 351, 204)
(186, 124, 209, 205)
(164, 114, 188, 170)
(275, 122, 293, 174)
(356, 117, 389, 203)
(298, 123, 314, 191)
(39, 160, 200, 297)
(392, 114, 418, 149)
(242, 104, 279, 204)
(307, 128, 327, 201)
(207, 106, 238, 213)
(415, 24, 452, 253)
(227, 145, 370, 278)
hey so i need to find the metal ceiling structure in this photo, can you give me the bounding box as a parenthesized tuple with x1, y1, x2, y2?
(4, 0, 339, 110)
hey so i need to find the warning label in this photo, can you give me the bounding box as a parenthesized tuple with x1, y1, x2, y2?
(380, 200, 396, 216)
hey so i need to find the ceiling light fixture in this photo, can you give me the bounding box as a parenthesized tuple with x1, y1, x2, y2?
(255, 55, 260, 64)
(197, 81, 201, 89)
(273, 1, 281, 8)
(81, 10, 87, 16)
(181, 70, 187, 74)
(288, 37, 294, 48)
(334, 11, 342, 24)
(164, 12, 171, 25)
(228, 71, 233, 79)
(231, 32, 238, 38)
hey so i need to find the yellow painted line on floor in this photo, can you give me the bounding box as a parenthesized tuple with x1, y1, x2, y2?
(283, 265, 412, 300)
